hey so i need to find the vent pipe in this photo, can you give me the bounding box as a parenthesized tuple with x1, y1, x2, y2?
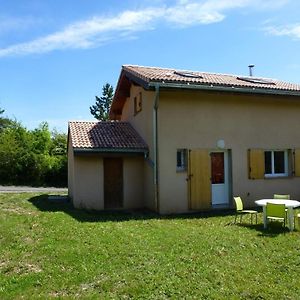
(248, 64, 254, 77)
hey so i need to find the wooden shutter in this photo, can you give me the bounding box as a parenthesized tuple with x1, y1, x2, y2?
(189, 149, 211, 210)
(248, 149, 264, 179)
(294, 149, 300, 177)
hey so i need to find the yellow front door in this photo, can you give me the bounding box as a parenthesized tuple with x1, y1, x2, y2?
(189, 149, 211, 210)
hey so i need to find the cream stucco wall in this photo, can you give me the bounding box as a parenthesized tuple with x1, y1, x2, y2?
(73, 155, 104, 210)
(123, 157, 144, 209)
(121, 85, 156, 210)
(121, 85, 154, 156)
(67, 136, 74, 200)
(68, 152, 146, 210)
(157, 89, 300, 214)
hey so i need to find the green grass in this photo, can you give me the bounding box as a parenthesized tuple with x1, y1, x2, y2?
(1, 193, 300, 299)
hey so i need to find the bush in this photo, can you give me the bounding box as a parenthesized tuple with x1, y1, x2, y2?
(0, 120, 67, 187)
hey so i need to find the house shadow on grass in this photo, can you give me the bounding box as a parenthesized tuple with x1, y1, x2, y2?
(28, 194, 158, 222)
(28, 194, 236, 223)
(257, 223, 293, 237)
(235, 221, 292, 237)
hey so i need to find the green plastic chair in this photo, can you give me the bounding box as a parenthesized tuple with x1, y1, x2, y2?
(233, 197, 258, 224)
(266, 202, 286, 228)
(273, 194, 290, 200)
(273, 194, 290, 218)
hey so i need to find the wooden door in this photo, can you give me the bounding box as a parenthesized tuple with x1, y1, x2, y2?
(189, 149, 211, 210)
(104, 158, 123, 209)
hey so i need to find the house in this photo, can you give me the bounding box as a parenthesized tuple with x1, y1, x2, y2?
(68, 121, 148, 210)
(68, 65, 300, 214)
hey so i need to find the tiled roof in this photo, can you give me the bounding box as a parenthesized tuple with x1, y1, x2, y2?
(122, 65, 300, 92)
(69, 121, 148, 152)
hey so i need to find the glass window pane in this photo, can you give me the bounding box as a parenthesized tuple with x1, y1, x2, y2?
(264, 151, 272, 174)
(182, 150, 186, 168)
(274, 151, 285, 173)
(211, 152, 224, 184)
(177, 151, 182, 168)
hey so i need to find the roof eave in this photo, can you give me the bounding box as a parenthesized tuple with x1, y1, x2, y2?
(110, 67, 151, 119)
(73, 147, 148, 154)
(148, 81, 300, 97)
(111, 66, 300, 120)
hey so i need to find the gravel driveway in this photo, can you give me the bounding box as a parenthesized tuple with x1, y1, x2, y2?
(0, 185, 67, 193)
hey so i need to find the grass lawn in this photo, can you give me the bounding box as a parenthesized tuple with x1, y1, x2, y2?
(1, 193, 300, 299)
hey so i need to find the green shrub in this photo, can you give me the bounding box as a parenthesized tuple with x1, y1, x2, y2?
(0, 120, 67, 187)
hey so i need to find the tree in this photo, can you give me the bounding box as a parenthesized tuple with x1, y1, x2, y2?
(31, 122, 51, 154)
(0, 119, 68, 187)
(50, 129, 67, 155)
(0, 107, 12, 132)
(90, 83, 114, 120)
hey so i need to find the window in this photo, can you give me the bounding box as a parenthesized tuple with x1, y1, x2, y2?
(134, 92, 142, 115)
(211, 152, 224, 184)
(264, 150, 288, 177)
(248, 149, 290, 179)
(177, 149, 187, 172)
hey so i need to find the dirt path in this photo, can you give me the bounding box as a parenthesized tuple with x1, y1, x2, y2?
(0, 185, 67, 193)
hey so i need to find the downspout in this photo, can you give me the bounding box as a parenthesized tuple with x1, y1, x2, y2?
(153, 84, 160, 213)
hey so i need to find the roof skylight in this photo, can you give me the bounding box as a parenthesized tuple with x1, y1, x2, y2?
(174, 71, 203, 79)
(237, 76, 275, 85)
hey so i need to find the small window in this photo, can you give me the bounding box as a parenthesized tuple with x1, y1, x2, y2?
(177, 149, 187, 172)
(134, 92, 142, 115)
(264, 150, 288, 177)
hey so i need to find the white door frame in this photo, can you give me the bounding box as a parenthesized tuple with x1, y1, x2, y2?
(211, 150, 230, 206)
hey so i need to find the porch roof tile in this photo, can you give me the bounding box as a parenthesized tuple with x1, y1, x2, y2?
(69, 121, 148, 152)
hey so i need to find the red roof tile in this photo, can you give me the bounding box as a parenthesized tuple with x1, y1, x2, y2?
(69, 121, 148, 152)
(122, 65, 300, 92)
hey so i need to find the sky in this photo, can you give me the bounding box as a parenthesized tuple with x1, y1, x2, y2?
(0, 0, 300, 133)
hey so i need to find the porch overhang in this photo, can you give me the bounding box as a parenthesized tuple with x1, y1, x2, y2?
(73, 147, 148, 156)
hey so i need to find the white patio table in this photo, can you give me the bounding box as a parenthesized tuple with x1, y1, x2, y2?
(255, 199, 300, 231)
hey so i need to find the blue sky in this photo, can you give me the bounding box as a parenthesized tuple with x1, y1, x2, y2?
(0, 0, 299, 132)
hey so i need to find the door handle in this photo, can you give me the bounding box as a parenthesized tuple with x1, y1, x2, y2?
(186, 174, 193, 181)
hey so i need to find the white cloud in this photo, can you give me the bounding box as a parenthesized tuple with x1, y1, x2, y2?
(0, 8, 161, 57)
(0, 0, 290, 57)
(165, 0, 289, 26)
(265, 24, 300, 40)
(165, 1, 225, 25)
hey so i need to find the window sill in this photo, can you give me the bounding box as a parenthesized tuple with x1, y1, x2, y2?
(264, 175, 290, 179)
(176, 168, 186, 173)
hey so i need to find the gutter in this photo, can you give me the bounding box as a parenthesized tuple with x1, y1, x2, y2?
(148, 82, 300, 97)
(153, 84, 160, 213)
(73, 148, 148, 154)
